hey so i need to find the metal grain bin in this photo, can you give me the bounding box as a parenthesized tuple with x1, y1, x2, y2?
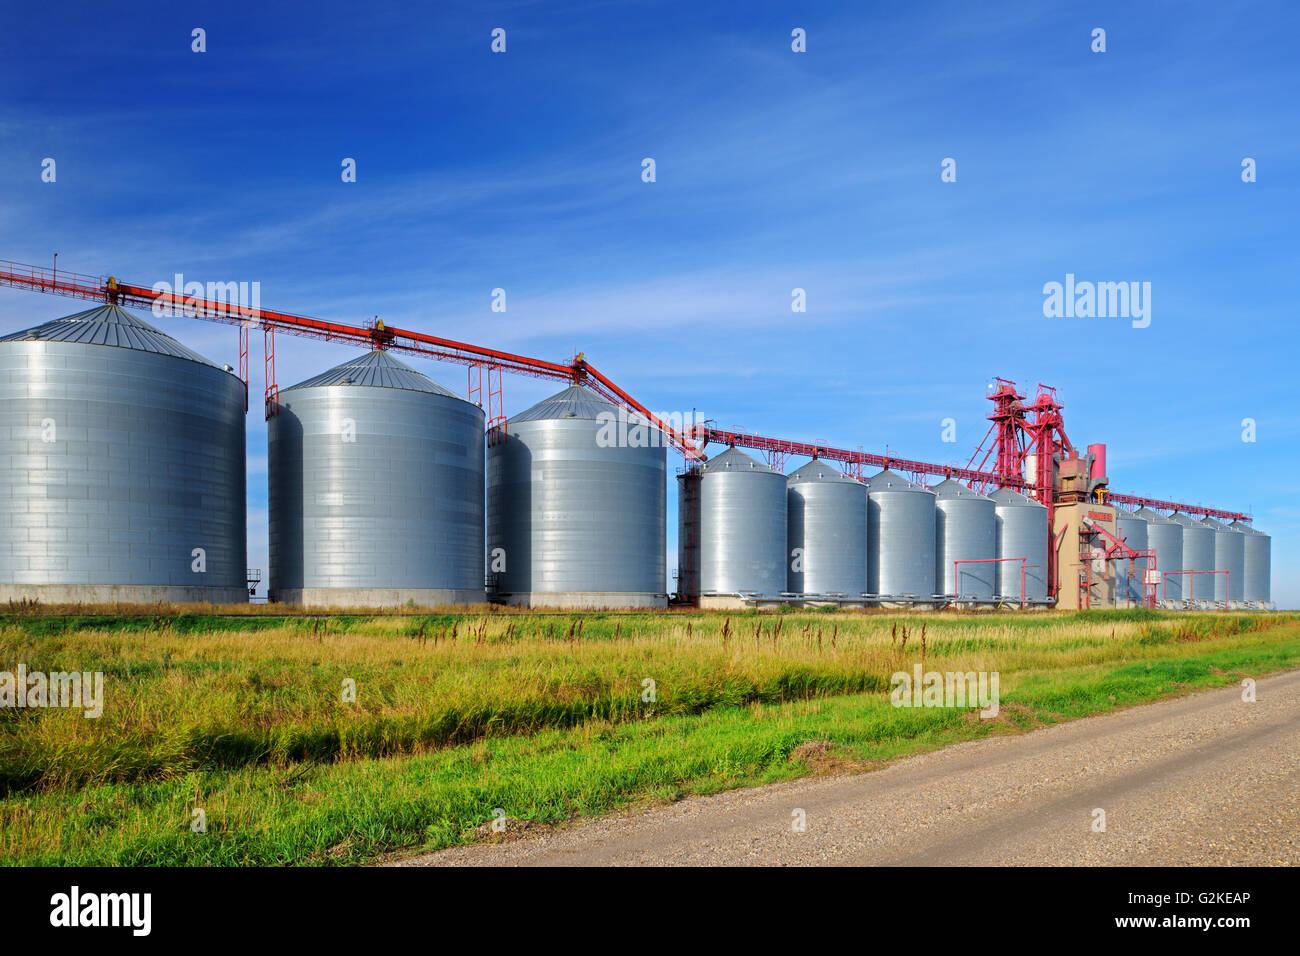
(1169, 513, 1215, 604)
(787, 459, 867, 597)
(0, 304, 246, 603)
(1231, 521, 1271, 605)
(699, 447, 786, 597)
(1135, 508, 1183, 602)
(486, 385, 666, 608)
(1115, 509, 1149, 606)
(268, 349, 485, 607)
(932, 479, 995, 601)
(1200, 516, 1244, 604)
(989, 487, 1048, 603)
(866, 469, 936, 601)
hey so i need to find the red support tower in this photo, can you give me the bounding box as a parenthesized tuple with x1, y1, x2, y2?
(469, 362, 508, 444)
(1021, 385, 1076, 601)
(238, 324, 249, 413)
(264, 327, 279, 419)
(966, 379, 1027, 494)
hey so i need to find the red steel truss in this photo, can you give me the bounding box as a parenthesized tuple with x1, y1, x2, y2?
(1104, 493, 1245, 522)
(0, 258, 703, 459)
(0, 257, 1249, 520)
(696, 427, 1023, 489)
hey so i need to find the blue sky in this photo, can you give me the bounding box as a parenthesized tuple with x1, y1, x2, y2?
(2, 0, 1297, 605)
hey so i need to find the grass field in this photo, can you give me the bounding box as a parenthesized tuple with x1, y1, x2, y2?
(1, 605, 1296, 865)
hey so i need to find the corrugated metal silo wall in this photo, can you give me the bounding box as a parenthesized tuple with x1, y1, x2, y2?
(868, 486, 936, 599)
(1240, 529, 1270, 603)
(934, 492, 996, 600)
(787, 474, 867, 596)
(486, 417, 665, 594)
(1203, 520, 1245, 603)
(268, 384, 485, 593)
(1171, 516, 1215, 602)
(993, 499, 1048, 602)
(1141, 515, 1183, 601)
(1115, 512, 1148, 604)
(0, 340, 246, 595)
(700, 468, 787, 594)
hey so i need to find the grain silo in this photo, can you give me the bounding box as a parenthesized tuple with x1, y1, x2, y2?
(1231, 520, 1271, 606)
(989, 487, 1048, 603)
(486, 384, 665, 608)
(932, 479, 995, 601)
(698, 447, 786, 602)
(1200, 516, 1244, 605)
(1169, 513, 1215, 604)
(0, 304, 246, 603)
(786, 459, 867, 598)
(1115, 509, 1149, 606)
(866, 469, 936, 603)
(1136, 508, 1183, 602)
(268, 349, 485, 607)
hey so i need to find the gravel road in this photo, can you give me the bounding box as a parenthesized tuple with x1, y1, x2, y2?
(396, 668, 1300, 866)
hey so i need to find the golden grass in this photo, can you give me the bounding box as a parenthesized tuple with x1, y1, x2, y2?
(0, 608, 1289, 793)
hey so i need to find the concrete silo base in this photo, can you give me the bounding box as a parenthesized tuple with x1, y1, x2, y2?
(270, 588, 485, 609)
(0, 585, 249, 605)
(699, 595, 755, 610)
(491, 591, 667, 610)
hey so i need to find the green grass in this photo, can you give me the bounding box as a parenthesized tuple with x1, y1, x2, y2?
(0, 609, 1295, 865)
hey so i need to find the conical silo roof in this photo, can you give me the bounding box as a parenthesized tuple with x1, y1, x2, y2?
(865, 468, 930, 492)
(510, 384, 616, 423)
(788, 459, 860, 483)
(1135, 506, 1176, 525)
(285, 349, 460, 397)
(932, 478, 991, 501)
(0, 304, 222, 368)
(989, 486, 1043, 508)
(702, 446, 778, 474)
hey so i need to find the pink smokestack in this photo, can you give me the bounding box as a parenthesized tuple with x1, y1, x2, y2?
(1088, 443, 1107, 480)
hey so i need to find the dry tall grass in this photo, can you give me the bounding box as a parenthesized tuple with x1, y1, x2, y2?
(0, 608, 1288, 792)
